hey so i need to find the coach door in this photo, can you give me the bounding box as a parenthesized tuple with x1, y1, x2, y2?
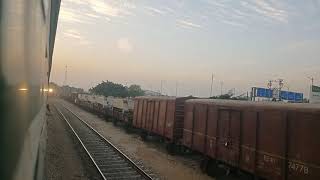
(217, 109, 241, 166)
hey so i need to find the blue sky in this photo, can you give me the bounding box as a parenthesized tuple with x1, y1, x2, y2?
(51, 0, 320, 97)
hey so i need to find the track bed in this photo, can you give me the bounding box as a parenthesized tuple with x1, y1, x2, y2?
(54, 103, 152, 180)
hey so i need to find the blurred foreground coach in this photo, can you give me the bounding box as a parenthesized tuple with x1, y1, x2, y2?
(0, 0, 60, 179)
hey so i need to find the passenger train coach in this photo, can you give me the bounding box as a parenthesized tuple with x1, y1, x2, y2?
(0, 0, 61, 180)
(66, 93, 320, 180)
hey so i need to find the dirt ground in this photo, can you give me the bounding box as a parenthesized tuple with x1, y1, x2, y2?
(45, 100, 101, 180)
(55, 98, 213, 180)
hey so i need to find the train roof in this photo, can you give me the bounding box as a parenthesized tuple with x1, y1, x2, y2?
(186, 99, 320, 111)
(135, 96, 194, 100)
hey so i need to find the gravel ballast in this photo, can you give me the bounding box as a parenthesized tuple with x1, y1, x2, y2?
(45, 99, 102, 180)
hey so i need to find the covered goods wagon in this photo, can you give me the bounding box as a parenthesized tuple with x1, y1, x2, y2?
(133, 96, 192, 143)
(183, 99, 320, 180)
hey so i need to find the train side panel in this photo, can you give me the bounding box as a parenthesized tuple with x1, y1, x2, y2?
(133, 96, 190, 142)
(192, 103, 207, 153)
(286, 112, 320, 180)
(133, 100, 139, 126)
(183, 103, 194, 148)
(164, 100, 175, 139)
(183, 99, 320, 180)
(238, 111, 257, 173)
(152, 101, 160, 133)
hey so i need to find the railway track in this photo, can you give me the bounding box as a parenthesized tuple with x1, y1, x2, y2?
(54, 103, 153, 180)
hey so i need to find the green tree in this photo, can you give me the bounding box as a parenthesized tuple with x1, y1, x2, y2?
(89, 81, 128, 97)
(128, 84, 144, 97)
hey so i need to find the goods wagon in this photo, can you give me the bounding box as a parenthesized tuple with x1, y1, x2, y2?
(65, 92, 78, 103)
(104, 96, 114, 117)
(89, 95, 107, 115)
(183, 99, 320, 180)
(76, 93, 93, 111)
(133, 96, 192, 144)
(112, 98, 134, 124)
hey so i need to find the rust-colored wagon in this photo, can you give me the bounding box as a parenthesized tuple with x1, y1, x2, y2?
(133, 96, 191, 144)
(183, 99, 320, 180)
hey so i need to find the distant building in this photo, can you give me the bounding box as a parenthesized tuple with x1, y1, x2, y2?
(250, 87, 303, 103)
(310, 85, 320, 104)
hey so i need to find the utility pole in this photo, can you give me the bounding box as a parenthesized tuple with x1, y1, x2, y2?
(175, 81, 178, 97)
(63, 65, 68, 86)
(220, 81, 223, 96)
(267, 80, 273, 101)
(210, 73, 214, 97)
(307, 77, 314, 87)
(160, 80, 163, 95)
(278, 79, 284, 101)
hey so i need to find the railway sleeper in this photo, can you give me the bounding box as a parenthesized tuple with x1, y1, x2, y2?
(106, 175, 143, 180)
(100, 166, 132, 173)
(98, 162, 129, 168)
(95, 157, 124, 163)
(96, 159, 127, 165)
(91, 152, 118, 157)
(104, 170, 139, 177)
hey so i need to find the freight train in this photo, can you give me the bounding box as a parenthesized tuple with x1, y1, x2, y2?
(0, 1, 61, 180)
(67, 93, 135, 126)
(66, 93, 320, 180)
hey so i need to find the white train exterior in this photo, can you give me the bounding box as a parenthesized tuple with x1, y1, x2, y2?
(0, 0, 61, 180)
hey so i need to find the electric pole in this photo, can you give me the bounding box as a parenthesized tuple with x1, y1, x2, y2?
(175, 81, 178, 97)
(160, 80, 163, 95)
(220, 81, 223, 96)
(210, 73, 214, 97)
(63, 65, 68, 86)
(307, 77, 314, 87)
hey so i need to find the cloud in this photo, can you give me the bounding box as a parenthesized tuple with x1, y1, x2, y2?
(203, 0, 290, 29)
(117, 38, 133, 53)
(59, 6, 88, 23)
(177, 19, 201, 29)
(202, 1, 250, 29)
(88, 0, 120, 17)
(204, 0, 226, 8)
(59, 0, 135, 24)
(241, 0, 288, 23)
(85, 13, 100, 19)
(86, 0, 135, 18)
(144, 6, 166, 15)
(62, 29, 90, 45)
(220, 20, 248, 28)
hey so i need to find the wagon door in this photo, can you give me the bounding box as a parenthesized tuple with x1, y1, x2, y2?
(217, 109, 241, 167)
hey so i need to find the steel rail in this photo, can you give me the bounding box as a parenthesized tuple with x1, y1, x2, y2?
(54, 103, 153, 180)
(53, 104, 107, 180)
